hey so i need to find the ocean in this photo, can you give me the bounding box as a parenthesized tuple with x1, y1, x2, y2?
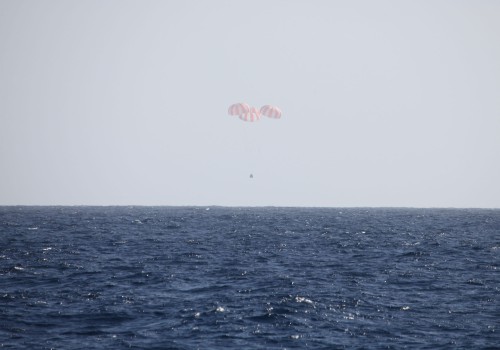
(1, 206, 499, 349)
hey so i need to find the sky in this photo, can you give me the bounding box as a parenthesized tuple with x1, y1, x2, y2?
(0, 0, 499, 207)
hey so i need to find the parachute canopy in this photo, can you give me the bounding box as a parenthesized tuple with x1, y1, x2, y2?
(239, 107, 261, 122)
(228, 103, 282, 122)
(260, 105, 282, 119)
(228, 102, 250, 116)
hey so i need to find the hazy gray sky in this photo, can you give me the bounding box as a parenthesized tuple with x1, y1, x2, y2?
(1, 0, 499, 207)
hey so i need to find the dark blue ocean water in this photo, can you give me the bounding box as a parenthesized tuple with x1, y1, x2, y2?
(0, 207, 499, 349)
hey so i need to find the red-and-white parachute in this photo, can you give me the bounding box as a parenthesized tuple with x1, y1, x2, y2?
(228, 103, 282, 122)
(260, 105, 282, 119)
(239, 107, 261, 122)
(228, 102, 250, 116)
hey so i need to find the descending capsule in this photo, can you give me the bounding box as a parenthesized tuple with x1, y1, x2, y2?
(260, 105, 282, 119)
(228, 102, 250, 116)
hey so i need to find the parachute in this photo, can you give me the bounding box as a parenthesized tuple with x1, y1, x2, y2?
(260, 105, 282, 119)
(227, 102, 281, 179)
(239, 107, 261, 122)
(228, 103, 282, 122)
(228, 103, 250, 116)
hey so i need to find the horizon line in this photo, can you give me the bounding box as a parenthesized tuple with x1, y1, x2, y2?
(1, 204, 499, 210)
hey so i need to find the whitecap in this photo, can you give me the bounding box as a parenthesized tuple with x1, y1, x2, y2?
(295, 296, 314, 305)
